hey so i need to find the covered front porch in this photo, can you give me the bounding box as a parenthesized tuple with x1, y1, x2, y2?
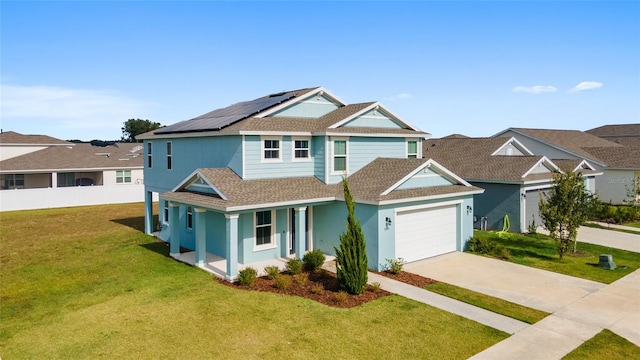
(170, 251, 335, 279)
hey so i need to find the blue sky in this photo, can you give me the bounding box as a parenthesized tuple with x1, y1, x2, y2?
(1, 1, 638, 141)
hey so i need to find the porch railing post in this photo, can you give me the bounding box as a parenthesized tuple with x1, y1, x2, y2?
(225, 214, 239, 281)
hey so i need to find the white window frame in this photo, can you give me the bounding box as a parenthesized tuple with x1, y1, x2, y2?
(331, 138, 348, 175)
(254, 210, 277, 251)
(146, 142, 153, 169)
(186, 206, 193, 230)
(407, 139, 419, 159)
(116, 170, 132, 184)
(292, 137, 311, 162)
(166, 141, 172, 170)
(261, 136, 282, 162)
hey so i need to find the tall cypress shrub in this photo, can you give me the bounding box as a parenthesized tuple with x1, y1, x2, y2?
(334, 179, 368, 294)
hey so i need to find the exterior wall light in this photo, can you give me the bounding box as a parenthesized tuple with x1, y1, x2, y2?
(466, 205, 473, 215)
(385, 217, 392, 228)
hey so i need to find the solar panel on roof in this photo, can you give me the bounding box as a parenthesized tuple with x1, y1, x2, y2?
(156, 93, 295, 134)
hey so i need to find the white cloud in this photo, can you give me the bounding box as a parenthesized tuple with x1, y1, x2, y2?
(0, 84, 153, 132)
(569, 81, 603, 93)
(384, 93, 412, 101)
(511, 85, 557, 94)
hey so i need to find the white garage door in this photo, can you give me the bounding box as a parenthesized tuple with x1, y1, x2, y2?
(395, 205, 457, 263)
(525, 189, 550, 230)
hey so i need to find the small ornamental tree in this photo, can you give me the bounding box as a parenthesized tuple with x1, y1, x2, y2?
(539, 170, 596, 259)
(334, 178, 368, 295)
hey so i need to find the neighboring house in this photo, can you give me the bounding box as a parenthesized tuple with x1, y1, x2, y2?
(586, 124, 640, 147)
(423, 137, 601, 233)
(139, 87, 483, 280)
(495, 128, 640, 204)
(0, 131, 150, 211)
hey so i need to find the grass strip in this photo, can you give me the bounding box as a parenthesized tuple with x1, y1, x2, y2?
(562, 329, 640, 359)
(424, 282, 549, 324)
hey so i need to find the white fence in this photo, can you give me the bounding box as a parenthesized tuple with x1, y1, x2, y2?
(0, 185, 158, 211)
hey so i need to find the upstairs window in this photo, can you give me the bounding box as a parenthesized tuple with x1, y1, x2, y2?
(116, 170, 132, 183)
(293, 139, 310, 160)
(262, 137, 281, 161)
(407, 140, 418, 158)
(255, 210, 273, 247)
(333, 139, 347, 172)
(166, 142, 172, 170)
(146, 142, 153, 168)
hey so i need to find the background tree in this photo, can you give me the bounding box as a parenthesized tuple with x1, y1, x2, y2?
(539, 170, 596, 258)
(334, 178, 368, 294)
(624, 175, 640, 220)
(121, 119, 162, 142)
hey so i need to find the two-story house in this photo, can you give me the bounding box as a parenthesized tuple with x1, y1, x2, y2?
(139, 87, 483, 280)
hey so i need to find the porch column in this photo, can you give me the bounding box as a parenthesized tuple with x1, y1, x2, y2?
(225, 214, 239, 281)
(169, 202, 180, 257)
(144, 190, 154, 234)
(294, 207, 307, 259)
(51, 172, 57, 188)
(194, 208, 207, 266)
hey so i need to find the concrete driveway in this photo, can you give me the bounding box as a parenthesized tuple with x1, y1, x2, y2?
(576, 225, 640, 253)
(404, 252, 605, 313)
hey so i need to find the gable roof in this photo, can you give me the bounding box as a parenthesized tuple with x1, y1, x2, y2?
(497, 127, 640, 169)
(0, 143, 144, 172)
(155, 87, 321, 135)
(422, 137, 558, 183)
(338, 158, 482, 204)
(586, 124, 640, 147)
(0, 131, 71, 145)
(141, 87, 429, 139)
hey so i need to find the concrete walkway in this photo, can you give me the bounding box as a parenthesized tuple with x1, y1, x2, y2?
(470, 269, 640, 359)
(590, 221, 640, 233)
(578, 225, 640, 252)
(404, 253, 605, 313)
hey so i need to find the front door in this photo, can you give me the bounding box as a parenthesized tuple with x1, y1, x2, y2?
(289, 207, 311, 255)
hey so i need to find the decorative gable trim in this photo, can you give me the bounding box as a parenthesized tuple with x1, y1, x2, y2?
(255, 87, 346, 118)
(522, 156, 561, 178)
(171, 169, 228, 200)
(327, 102, 422, 132)
(491, 137, 534, 156)
(381, 159, 472, 196)
(574, 159, 596, 172)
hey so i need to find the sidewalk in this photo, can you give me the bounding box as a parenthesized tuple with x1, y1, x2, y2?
(590, 221, 640, 233)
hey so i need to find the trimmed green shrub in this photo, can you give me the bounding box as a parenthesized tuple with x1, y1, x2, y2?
(274, 274, 292, 290)
(384, 258, 404, 274)
(468, 236, 496, 254)
(294, 274, 308, 285)
(310, 284, 324, 295)
(333, 291, 348, 303)
(369, 282, 382, 293)
(264, 265, 280, 280)
(237, 267, 258, 286)
(285, 258, 303, 275)
(303, 249, 326, 271)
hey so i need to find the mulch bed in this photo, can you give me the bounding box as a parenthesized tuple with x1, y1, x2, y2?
(215, 269, 391, 308)
(373, 270, 438, 288)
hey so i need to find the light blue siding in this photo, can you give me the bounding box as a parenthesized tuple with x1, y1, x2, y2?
(470, 182, 522, 232)
(239, 209, 285, 263)
(328, 137, 407, 184)
(270, 94, 339, 118)
(396, 170, 455, 190)
(343, 109, 403, 129)
(144, 136, 242, 193)
(243, 135, 316, 179)
(313, 137, 326, 182)
(205, 211, 227, 258)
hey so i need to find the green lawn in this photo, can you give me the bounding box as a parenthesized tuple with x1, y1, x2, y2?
(424, 282, 549, 324)
(624, 222, 640, 229)
(563, 329, 640, 359)
(0, 203, 507, 359)
(472, 231, 640, 284)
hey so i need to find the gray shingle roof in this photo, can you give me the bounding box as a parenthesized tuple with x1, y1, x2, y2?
(586, 124, 640, 147)
(0, 131, 71, 145)
(505, 128, 622, 160)
(422, 137, 555, 183)
(0, 143, 144, 172)
(582, 147, 640, 168)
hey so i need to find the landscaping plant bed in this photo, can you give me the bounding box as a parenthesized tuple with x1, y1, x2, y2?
(216, 269, 391, 308)
(374, 270, 438, 287)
